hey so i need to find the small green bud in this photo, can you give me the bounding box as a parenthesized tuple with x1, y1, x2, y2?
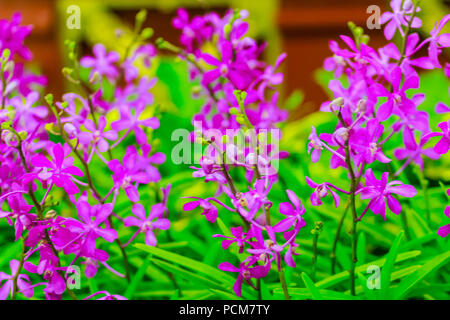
(1, 120, 12, 129)
(347, 21, 356, 31)
(140, 27, 153, 40)
(361, 34, 370, 45)
(62, 67, 73, 76)
(229, 107, 239, 115)
(68, 51, 76, 61)
(354, 27, 363, 37)
(136, 9, 147, 25)
(224, 24, 232, 37)
(45, 93, 54, 105)
(60, 101, 69, 110)
(236, 115, 246, 125)
(18, 131, 27, 141)
(1, 48, 11, 61)
(311, 221, 324, 235)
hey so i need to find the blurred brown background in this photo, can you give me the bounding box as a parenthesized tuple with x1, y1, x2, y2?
(0, 0, 448, 120)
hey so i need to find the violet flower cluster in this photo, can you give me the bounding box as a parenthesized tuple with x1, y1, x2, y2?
(0, 12, 169, 300)
(312, 1, 449, 226)
(170, 8, 300, 298)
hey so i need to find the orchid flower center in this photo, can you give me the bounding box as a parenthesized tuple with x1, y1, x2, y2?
(333, 55, 346, 66)
(393, 94, 402, 105)
(316, 185, 328, 198)
(121, 176, 132, 189)
(220, 64, 229, 75)
(369, 142, 378, 156)
(142, 221, 153, 232)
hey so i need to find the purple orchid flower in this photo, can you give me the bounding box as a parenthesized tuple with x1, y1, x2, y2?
(79, 115, 118, 154)
(308, 126, 324, 163)
(305, 176, 349, 207)
(357, 169, 417, 220)
(124, 203, 170, 247)
(80, 44, 120, 82)
(380, 0, 422, 40)
(0, 259, 34, 300)
(273, 190, 306, 233)
(372, 67, 419, 121)
(64, 201, 118, 258)
(108, 147, 152, 202)
(350, 118, 391, 166)
(394, 126, 440, 174)
(182, 197, 234, 223)
(213, 226, 252, 253)
(27, 143, 84, 195)
(218, 260, 269, 297)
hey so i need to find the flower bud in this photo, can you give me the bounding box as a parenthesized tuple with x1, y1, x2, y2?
(45, 93, 54, 106)
(136, 9, 147, 26)
(45, 210, 57, 219)
(2, 130, 18, 147)
(18, 131, 27, 141)
(331, 97, 344, 109)
(64, 123, 77, 139)
(402, 0, 413, 11)
(356, 99, 367, 114)
(140, 27, 153, 40)
(1, 48, 11, 62)
(333, 127, 349, 145)
(229, 107, 239, 115)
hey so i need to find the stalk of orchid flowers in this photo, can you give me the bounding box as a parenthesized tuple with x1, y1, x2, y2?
(6, 125, 79, 300)
(45, 93, 131, 282)
(170, 8, 298, 300)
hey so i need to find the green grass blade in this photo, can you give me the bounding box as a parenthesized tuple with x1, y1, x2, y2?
(301, 272, 323, 300)
(391, 251, 450, 299)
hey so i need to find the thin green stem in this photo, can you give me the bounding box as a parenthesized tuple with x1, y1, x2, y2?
(11, 239, 26, 300)
(331, 198, 350, 274)
(279, 267, 290, 300)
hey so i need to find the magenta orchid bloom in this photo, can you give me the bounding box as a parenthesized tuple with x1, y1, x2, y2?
(308, 126, 324, 163)
(357, 169, 417, 220)
(380, 0, 422, 40)
(350, 118, 391, 166)
(79, 115, 118, 154)
(218, 261, 269, 297)
(27, 143, 84, 195)
(80, 44, 120, 82)
(213, 226, 252, 254)
(65, 201, 118, 257)
(372, 67, 419, 121)
(124, 203, 170, 247)
(273, 190, 306, 233)
(108, 147, 152, 202)
(182, 197, 234, 223)
(0, 260, 34, 300)
(393, 127, 440, 173)
(305, 176, 349, 207)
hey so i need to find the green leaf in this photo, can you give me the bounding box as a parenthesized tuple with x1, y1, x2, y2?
(357, 232, 366, 265)
(316, 250, 421, 289)
(124, 254, 151, 298)
(391, 250, 450, 299)
(134, 244, 256, 298)
(380, 231, 404, 296)
(301, 273, 323, 300)
(152, 258, 226, 291)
